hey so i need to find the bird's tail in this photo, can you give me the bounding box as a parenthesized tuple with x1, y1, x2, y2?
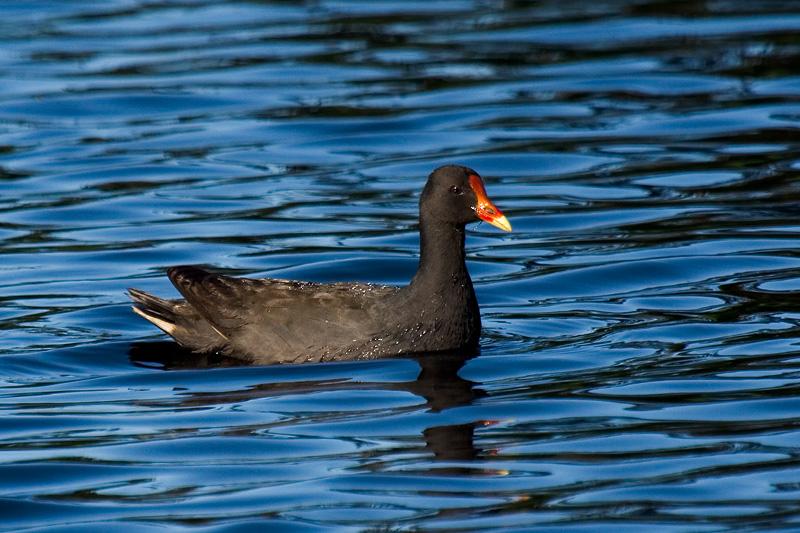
(129, 287, 227, 353)
(129, 288, 180, 335)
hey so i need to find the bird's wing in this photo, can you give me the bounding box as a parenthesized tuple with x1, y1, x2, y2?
(167, 265, 397, 361)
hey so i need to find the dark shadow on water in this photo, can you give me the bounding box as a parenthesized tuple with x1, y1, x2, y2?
(412, 352, 488, 461)
(128, 341, 485, 460)
(128, 340, 244, 370)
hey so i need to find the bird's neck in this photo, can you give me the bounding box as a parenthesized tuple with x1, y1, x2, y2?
(390, 215, 481, 349)
(409, 217, 471, 292)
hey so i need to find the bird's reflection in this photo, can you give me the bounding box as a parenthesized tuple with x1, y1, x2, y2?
(129, 341, 242, 369)
(129, 342, 484, 460)
(409, 352, 485, 460)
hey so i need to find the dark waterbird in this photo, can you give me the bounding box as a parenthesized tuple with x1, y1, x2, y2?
(129, 165, 511, 364)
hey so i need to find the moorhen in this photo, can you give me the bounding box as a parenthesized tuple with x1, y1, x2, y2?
(129, 165, 511, 364)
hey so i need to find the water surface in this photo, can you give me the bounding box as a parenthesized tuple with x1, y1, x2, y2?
(2, 1, 800, 531)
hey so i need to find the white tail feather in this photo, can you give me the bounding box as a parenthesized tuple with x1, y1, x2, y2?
(132, 306, 176, 335)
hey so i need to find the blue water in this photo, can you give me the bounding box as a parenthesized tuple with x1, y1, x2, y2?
(2, 1, 800, 531)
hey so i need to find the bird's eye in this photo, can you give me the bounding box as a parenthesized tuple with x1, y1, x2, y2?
(450, 185, 463, 195)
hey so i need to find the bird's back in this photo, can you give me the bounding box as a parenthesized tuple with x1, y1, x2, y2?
(132, 266, 399, 364)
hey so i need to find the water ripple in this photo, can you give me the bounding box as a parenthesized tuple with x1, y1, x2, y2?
(1, 0, 800, 531)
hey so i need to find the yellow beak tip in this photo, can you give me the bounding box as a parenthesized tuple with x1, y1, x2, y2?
(489, 215, 512, 232)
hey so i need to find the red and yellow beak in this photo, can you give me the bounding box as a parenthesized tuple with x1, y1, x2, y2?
(468, 174, 512, 232)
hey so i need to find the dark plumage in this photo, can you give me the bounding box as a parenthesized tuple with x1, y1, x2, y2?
(130, 165, 511, 364)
